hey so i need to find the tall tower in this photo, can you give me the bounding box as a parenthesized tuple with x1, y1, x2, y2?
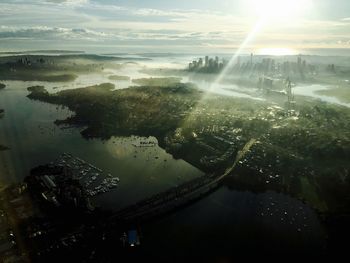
(286, 78, 293, 102)
(297, 56, 302, 68)
(286, 78, 295, 111)
(198, 58, 203, 68)
(205, 56, 209, 67)
(215, 56, 219, 65)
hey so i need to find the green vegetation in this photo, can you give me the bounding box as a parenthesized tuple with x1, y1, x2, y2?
(26, 81, 350, 216)
(316, 86, 350, 103)
(2, 72, 77, 82)
(108, 75, 130, 81)
(27, 82, 201, 140)
(132, 77, 182, 87)
(0, 109, 9, 151)
(0, 54, 126, 82)
(300, 176, 328, 211)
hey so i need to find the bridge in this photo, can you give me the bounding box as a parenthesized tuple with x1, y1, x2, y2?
(107, 138, 257, 225)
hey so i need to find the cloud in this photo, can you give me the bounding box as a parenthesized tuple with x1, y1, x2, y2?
(45, 0, 89, 4)
(1, 0, 350, 52)
(0, 25, 246, 45)
(0, 26, 110, 41)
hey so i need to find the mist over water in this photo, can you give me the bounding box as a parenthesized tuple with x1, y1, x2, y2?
(1, 0, 350, 260)
(1, 50, 348, 260)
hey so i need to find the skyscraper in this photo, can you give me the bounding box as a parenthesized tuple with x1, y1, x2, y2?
(297, 56, 302, 67)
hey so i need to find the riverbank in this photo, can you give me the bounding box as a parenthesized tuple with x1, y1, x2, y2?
(316, 86, 350, 103)
(26, 81, 350, 219)
(0, 108, 9, 151)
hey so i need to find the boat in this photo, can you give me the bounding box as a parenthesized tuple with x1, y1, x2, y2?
(132, 138, 157, 147)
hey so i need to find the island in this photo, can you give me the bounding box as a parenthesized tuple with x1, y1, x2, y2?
(132, 77, 182, 86)
(26, 79, 350, 221)
(108, 75, 130, 81)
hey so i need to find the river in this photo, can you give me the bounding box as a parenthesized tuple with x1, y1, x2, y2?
(0, 57, 327, 257)
(294, 84, 350, 108)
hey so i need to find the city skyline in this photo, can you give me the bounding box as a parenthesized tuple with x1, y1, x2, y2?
(0, 0, 350, 54)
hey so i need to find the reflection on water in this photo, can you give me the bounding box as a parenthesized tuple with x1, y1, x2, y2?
(185, 76, 264, 100)
(0, 82, 203, 211)
(142, 188, 326, 259)
(0, 59, 328, 255)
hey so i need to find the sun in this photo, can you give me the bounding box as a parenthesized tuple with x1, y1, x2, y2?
(251, 0, 312, 20)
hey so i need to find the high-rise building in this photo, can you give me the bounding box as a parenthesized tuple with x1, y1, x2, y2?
(198, 58, 203, 68)
(188, 62, 193, 70)
(297, 56, 302, 67)
(271, 59, 275, 71)
(209, 58, 214, 68)
(286, 78, 295, 111)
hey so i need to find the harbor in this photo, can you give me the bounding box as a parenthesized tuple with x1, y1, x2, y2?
(54, 153, 120, 197)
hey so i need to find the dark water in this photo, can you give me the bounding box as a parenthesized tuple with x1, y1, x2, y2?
(0, 80, 326, 257)
(141, 188, 326, 260)
(0, 81, 203, 209)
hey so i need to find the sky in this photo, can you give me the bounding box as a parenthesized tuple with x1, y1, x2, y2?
(0, 0, 350, 54)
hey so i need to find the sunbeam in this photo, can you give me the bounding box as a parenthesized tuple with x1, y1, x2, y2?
(209, 17, 266, 94)
(179, 16, 267, 129)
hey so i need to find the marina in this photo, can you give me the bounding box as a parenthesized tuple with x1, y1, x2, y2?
(54, 153, 120, 197)
(0, 50, 342, 260)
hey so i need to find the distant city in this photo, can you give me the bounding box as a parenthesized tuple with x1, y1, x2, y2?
(188, 54, 337, 78)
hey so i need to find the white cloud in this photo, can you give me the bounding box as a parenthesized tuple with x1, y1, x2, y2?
(45, 0, 89, 5)
(0, 26, 111, 42)
(1, 0, 350, 51)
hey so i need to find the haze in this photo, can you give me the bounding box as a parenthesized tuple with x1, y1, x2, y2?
(1, 0, 350, 54)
